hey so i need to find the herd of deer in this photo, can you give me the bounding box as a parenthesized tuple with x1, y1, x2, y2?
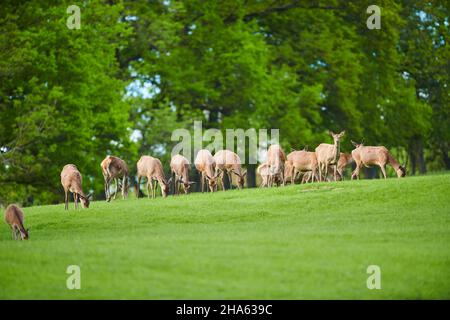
(3, 130, 406, 240)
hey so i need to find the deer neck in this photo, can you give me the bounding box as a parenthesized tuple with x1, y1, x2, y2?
(332, 141, 340, 164)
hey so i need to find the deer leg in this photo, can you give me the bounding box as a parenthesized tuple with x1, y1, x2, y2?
(104, 178, 109, 201)
(334, 165, 337, 181)
(380, 165, 387, 179)
(11, 227, 16, 240)
(153, 180, 158, 198)
(136, 176, 141, 198)
(122, 176, 127, 199)
(64, 191, 68, 210)
(201, 173, 205, 193)
(74, 193, 78, 209)
(146, 179, 151, 199)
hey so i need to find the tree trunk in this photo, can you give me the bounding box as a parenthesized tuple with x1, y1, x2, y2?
(442, 147, 450, 170)
(247, 164, 256, 188)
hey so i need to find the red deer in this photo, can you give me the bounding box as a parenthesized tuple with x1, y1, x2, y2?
(315, 131, 345, 181)
(286, 150, 319, 183)
(170, 154, 195, 194)
(351, 141, 406, 179)
(100, 156, 129, 201)
(257, 162, 281, 187)
(284, 160, 294, 184)
(267, 144, 286, 187)
(60, 164, 92, 210)
(336, 152, 354, 180)
(4, 204, 29, 240)
(195, 149, 219, 192)
(213, 150, 246, 190)
(137, 156, 171, 198)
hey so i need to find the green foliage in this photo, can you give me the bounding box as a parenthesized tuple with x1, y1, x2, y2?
(0, 0, 448, 205)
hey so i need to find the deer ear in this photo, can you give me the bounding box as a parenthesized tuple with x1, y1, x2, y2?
(328, 130, 334, 136)
(242, 170, 247, 177)
(87, 192, 94, 200)
(188, 181, 196, 185)
(167, 177, 173, 184)
(339, 130, 345, 137)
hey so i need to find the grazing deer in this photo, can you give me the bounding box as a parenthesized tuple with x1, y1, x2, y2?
(4, 204, 29, 240)
(286, 150, 319, 184)
(137, 156, 171, 198)
(213, 150, 246, 190)
(267, 144, 286, 187)
(336, 152, 353, 180)
(195, 149, 219, 192)
(351, 141, 406, 179)
(60, 164, 92, 210)
(170, 154, 195, 195)
(284, 160, 294, 184)
(100, 155, 129, 201)
(315, 131, 345, 181)
(257, 162, 282, 187)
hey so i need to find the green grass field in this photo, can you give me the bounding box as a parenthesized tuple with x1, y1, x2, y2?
(0, 174, 449, 299)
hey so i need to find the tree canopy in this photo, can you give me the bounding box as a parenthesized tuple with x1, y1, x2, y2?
(0, 0, 448, 206)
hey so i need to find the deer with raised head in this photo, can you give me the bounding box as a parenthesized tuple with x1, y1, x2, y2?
(100, 155, 129, 201)
(351, 141, 406, 179)
(195, 149, 219, 192)
(315, 131, 345, 181)
(286, 150, 319, 184)
(61, 164, 92, 210)
(4, 204, 29, 240)
(170, 154, 195, 195)
(213, 150, 247, 190)
(137, 156, 171, 198)
(267, 144, 286, 187)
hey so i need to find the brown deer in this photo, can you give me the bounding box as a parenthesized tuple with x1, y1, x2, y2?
(257, 162, 282, 187)
(284, 160, 294, 184)
(60, 164, 92, 210)
(100, 155, 129, 201)
(286, 150, 319, 184)
(315, 131, 345, 181)
(267, 144, 286, 187)
(213, 150, 246, 190)
(4, 204, 29, 240)
(351, 141, 406, 179)
(170, 154, 195, 195)
(195, 149, 219, 192)
(136, 156, 171, 198)
(336, 152, 354, 180)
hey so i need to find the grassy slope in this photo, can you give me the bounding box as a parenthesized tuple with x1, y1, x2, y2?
(0, 174, 449, 299)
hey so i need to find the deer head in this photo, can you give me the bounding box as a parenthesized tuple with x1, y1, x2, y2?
(329, 130, 345, 144)
(79, 192, 93, 208)
(351, 140, 363, 148)
(161, 178, 172, 197)
(206, 173, 219, 192)
(233, 170, 247, 189)
(20, 228, 29, 240)
(179, 178, 195, 194)
(397, 165, 406, 178)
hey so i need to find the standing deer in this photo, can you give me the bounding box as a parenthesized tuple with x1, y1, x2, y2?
(170, 154, 195, 195)
(267, 144, 286, 187)
(136, 156, 171, 198)
(4, 204, 29, 240)
(286, 150, 319, 184)
(315, 131, 345, 181)
(284, 160, 294, 184)
(351, 141, 406, 179)
(101, 155, 129, 201)
(213, 150, 247, 190)
(195, 149, 219, 192)
(61, 164, 92, 210)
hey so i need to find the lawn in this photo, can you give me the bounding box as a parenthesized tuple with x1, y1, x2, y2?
(0, 174, 449, 299)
